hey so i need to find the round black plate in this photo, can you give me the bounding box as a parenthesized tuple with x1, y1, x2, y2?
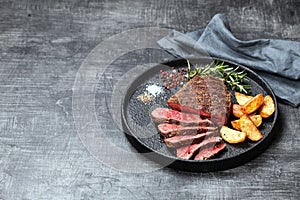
(121, 57, 278, 172)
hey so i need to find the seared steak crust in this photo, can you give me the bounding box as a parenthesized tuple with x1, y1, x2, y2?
(167, 75, 232, 125)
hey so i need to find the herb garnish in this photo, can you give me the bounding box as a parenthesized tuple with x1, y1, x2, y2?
(185, 60, 251, 94)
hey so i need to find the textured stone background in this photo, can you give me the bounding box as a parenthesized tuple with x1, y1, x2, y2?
(0, 0, 299, 199)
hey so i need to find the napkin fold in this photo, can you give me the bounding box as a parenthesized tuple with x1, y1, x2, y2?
(157, 14, 300, 107)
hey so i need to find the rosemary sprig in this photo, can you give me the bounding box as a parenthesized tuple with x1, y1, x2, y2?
(185, 60, 251, 94)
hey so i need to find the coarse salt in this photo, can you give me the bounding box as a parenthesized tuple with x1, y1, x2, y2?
(146, 84, 163, 97)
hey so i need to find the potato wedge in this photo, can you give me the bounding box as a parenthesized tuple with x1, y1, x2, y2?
(242, 93, 264, 114)
(250, 115, 262, 127)
(232, 104, 245, 118)
(234, 92, 253, 105)
(240, 115, 263, 141)
(220, 126, 247, 144)
(231, 119, 241, 130)
(231, 115, 262, 131)
(259, 95, 275, 118)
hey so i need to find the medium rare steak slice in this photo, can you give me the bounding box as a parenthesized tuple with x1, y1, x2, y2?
(194, 143, 226, 160)
(176, 136, 223, 159)
(151, 108, 213, 126)
(157, 123, 218, 138)
(167, 75, 232, 125)
(164, 131, 218, 148)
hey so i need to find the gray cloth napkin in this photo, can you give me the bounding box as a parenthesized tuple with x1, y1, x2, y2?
(157, 14, 300, 107)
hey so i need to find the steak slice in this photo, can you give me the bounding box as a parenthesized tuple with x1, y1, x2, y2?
(176, 136, 223, 159)
(194, 143, 226, 160)
(151, 107, 213, 126)
(164, 131, 218, 148)
(167, 75, 232, 125)
(157, 123, 218, 138)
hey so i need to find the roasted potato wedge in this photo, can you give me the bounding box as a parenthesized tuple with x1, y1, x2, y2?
(259, 95, 275, 118)
(234, 92, 253, 105)
(250, 115, 262, 127)
(232, 104, 245, 118)
(240, 115, 263, 141)
(231, 119, 241, 130)
(242, 93, 264, 114)
(220, 126, 247, 144)
(231, 115, 262, 131)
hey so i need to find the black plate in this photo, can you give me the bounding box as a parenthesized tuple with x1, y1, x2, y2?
(121, 57, 278, 172)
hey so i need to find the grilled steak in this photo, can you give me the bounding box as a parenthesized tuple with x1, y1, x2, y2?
(167, 75, 232, 125)
(157, 123, 217, 138)
(164, 131, 218, 148)
(194, 143, 226, 160)
(151, 107, 213, 126)
(176, 136, 223, 159)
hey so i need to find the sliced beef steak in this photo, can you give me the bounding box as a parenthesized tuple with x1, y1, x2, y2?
(176, 136, 223, 159)
(157, 123, 217, 138)
(167, 75, 232, 125)
(164, 131, 218, 148)
(194, 143, 226, 160)
(151, 107, 213, 126)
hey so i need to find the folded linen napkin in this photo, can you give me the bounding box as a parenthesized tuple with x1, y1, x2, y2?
(157, 14, 300, 107)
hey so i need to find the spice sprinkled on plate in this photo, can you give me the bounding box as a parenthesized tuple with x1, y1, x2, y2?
(137, 93, 153, 103)
(146, 84, 163, 96)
